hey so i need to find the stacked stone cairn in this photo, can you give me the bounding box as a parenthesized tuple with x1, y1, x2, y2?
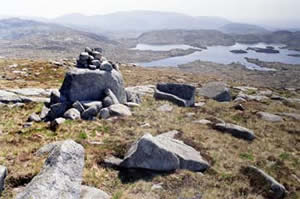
(28, 47, 141, 125)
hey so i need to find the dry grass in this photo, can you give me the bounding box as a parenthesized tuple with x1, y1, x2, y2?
(0, 59, 299, 199)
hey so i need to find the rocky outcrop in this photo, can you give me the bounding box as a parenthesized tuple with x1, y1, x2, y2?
(214, 123, 256, 141)
(16, 140, 85, 199)
(257, 112, 283, 122)
(154, 83, 196, 107)
(119, 133, 210, 172)
(0, 165, 7, 196)
(244, 166, 286, 199)
(197, 82, 232, 102)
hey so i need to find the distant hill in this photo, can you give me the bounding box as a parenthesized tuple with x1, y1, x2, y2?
(137, 29, 235, 47)
(53, 11, 231, 35)
(220, 23, 270, 35)
(0, 18, 117, 58)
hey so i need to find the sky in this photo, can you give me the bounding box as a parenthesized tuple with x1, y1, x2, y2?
(1, 0, 300, 27)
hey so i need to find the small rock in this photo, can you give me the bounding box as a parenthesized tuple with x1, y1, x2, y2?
(100, 61, 113, 72)
(50, 90, 61, 105)
(80, 52, 89, 60)
(23, 122, 33, 128)
(109, 104, 132, 117)
(91, 60, 101, 68)
(80, 185, 111, 199)
(244, 166, 286, 199)
(194, 102, 205, 107)
(72, 101, 85, 113)
(103, 96, 113, 108)
(0, 165, 7, 195)
(257, 112, 283, 122)
(141, 123, 151, 128)
(158, 104, 173, 112)
(40, 106, 50, 120)
(126, 90, 142, 104)
(234, 104, 245, 111)
(85, 47, 93, 54)
(88, 65, 97, 70)
(214, 123, 255, 141)
(82, 101, 102, 110)
(82, 106, 99, 120)
(50, 117, 66, 131)
(234, 97, 247, 103)
(151, 184, 163, 191)
(125, 102, 140, 108)
(47, 103, 68, 121)
(105, 89, 120, 105)
(28, 113, 41, 122)
(193, 119, 212, 125)
(99, 108, 110, 119)
(64, 108, 81, 120)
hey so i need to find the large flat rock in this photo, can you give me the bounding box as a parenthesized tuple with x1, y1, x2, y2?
(120, 133, 210, 172)
(60, 68, 126, 104)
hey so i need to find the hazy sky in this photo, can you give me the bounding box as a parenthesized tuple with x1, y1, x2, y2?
(1, 0, 300, 24)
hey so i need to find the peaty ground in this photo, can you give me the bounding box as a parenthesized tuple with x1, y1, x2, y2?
(0, 59, 299, 199)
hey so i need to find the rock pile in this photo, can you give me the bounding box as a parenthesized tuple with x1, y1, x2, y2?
(29, 48, 140, 123)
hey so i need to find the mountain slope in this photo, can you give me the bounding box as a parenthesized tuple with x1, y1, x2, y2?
(0, 18, 117, 58)
(220, 23, 270, 35)
(54, 10, 231, 32)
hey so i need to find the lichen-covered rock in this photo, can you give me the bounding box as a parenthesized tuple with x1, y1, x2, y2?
(197, 82, 232, 102)
(16, 140, 85, 199)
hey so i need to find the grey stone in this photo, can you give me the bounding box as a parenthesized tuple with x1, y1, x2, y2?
(234, 104, 245, 111)
(237, 92, 268, 102)
(120, 133, 210, 171)
(125, 102, 140, 108)
(82, 101, 102, 110)
(82, 106, 99, 120)
(99, 61, 113, 72)
(50, 117, 66, 130)
(158, 104, 173, 112)
(0, 90, 22, 103)
(85, 47, 93, 54)
(20, 96, 50, 104)
(40, 106, 50, 120)
(0, 165, 7, 195)
(47, 103, 69, 120)
(64, 108, 81, 120)
(197, 82, 232, 102)
(126, 90, 141, 104)
(154, 83, 196, 107)
(59, 68, 126, 104)
(193, 119, 212, 125)
(257, 112, 283, 122)
(125, 85, 155, 96)
(102, 96, 113, 108)
(7, 88, 49, 97)
(16, 140, 84, 199)
(80, 185, 110, 199)
(92, 51, 102, 60)
(99, 108, 110, 119)
(80, 52, 89, 61)
(88, 65, 97, 70)
(105, 89, 119, 105)
(23, 122, 33, 128)
(234, 97, 247, 103)
(214, 123, 255, 141)
(91, 60, 101, 68)
(277, 113, 300, 121)
(109, 104, 132, 117)
(28, 113, 41, 122)
(72, 101, 85, 113)
(234, 86, 257, 92)
(244, 166, 286, 199)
